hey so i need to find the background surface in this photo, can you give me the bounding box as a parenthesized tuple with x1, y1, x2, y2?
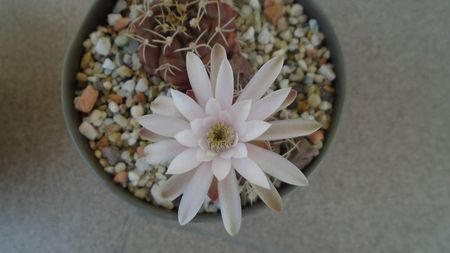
(1, 0, 449, 252)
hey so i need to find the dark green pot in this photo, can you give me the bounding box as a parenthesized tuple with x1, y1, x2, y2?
(61, 0, 345, 222)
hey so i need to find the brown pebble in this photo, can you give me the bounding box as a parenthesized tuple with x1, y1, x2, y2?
(80, 52, 92, 69)
(276, 17, 288, 31)
(108, 94, 123, 104)
(114, 17, 130, 31)
(97, 136, 109, 149)
(89, 141, 97, 150)
(319, 58, 328, 65)
(264, 0, 284, 25)
(134, 92, 146, 103)
(75, 85, 99, 113)
(308, 130, 324, 145)
(297, 101, 310, 112)
(136, 146, 146, 157)
(113, 171, 128, 184)
(76, 72, 87, 82)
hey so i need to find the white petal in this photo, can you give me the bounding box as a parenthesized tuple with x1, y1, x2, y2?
(196, 148, 215, 162)
(256, 119, 322, 141)
(150, 95, 183, 118)
(210, 44, 227, 93)
(160, 169, 196, 200)
(137, 114, 189, 137)
(278, 89, 297, 111)
(248, 88, 291, 120)
(218, 169, 242, 236)
(144, 139, 186, 164)
(246, 144, 309, 186)
(232, 158, 270, 189)
(174, 130, 198, 148)
(212, 157, 231, 180)
(191, 118, 205, 136)
(239, 120, 272, 142)
(215, 58, 234, 109)
(237, 56, 284, 102)
(231, 143, 248, 158)
(167, 149, 202, 174)
(252, 179, 283, 212)
(139, 128, 168, 142)
(171, 89, 205, 121)
(186, 52, 213, 107)
(205, 98, 222, 116)
(178, 163, 213, 225)
(230, 100, 252, 122)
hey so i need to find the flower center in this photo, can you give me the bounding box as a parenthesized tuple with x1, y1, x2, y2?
(206, 122, 235, 153)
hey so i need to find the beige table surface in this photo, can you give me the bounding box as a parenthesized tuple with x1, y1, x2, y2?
(1, 0, 450, 252)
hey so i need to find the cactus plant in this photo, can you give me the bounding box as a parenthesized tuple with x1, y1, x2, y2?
(128, 0, 239, 89)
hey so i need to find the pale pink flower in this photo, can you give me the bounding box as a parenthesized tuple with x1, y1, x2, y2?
(138, 44, 321, 235)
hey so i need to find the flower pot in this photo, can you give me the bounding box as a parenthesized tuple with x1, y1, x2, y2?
(61, 0, 345, 222)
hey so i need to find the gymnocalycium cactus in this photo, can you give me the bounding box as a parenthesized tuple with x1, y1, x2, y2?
(128, 0, 239, 89)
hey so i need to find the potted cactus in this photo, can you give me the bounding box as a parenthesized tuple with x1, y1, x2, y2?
(62, 0, 345, 236)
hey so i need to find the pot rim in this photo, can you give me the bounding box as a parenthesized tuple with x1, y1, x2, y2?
(61, 0, 346, 223)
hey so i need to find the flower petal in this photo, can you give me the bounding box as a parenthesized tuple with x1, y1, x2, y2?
(137, 114, 189, 137)
(256, 119, 322, 141)
(186, 52, 213, 107)
(239, 120, 272, 142)
(210, 44, 227, 93)
(160, 169, 196, 200)
(230, 100, 252, 122)
(218, 169, 241, 236)
(139, 128, 168, 142)
(231, 143, 248, 158)
(252, 179, 283, 212)
(212, 157, 231, 180)
(171, 89, 205, 121)
(174, 130, 198, 148)
(232, 158, 270, 189)
(144, 139, 187, 164)
(205, 98, 222, 116)
(215, 58, 234, 109)
(246, 143, 309, 186)
(237, 56, 284, 102)
(196, 148, 215, 162)
(248, 88, 291, 120)
(278, 89, 297, 111)
(178, 163, 213, 225)
(150, 95, 183, 118)
(167, 149, 202, 174)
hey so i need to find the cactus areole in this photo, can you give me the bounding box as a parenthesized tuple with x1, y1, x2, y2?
(128, 0, 239, 90)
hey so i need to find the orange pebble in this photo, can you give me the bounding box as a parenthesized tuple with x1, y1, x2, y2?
(108, 94, 123, 104)
(134, 92, 147, 103)
(136, 146, 146, 157)
(308, 130, 324, 145)
(113, 171, 128, 184)
(75, 85, 99, 113)
(297, 101, 310, 112)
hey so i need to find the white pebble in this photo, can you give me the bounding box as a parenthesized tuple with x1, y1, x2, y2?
(128, 4, 143, 21)
(249, 0, 260, 10)
(241, 5, 253, 18)
(113, 0, 127, 13)
(135, 78, 149, 92)
(319, 101, 332, 111)
(113, 114, 128, 128)
(319, 65, 336, 81)
(103, 81, 112, 90)
(257, 26, 272, 44)
(78, 121, 98, 140)
(114, 162, 126, 173)
(88, 109, 107, 127)
(279, 79, 290, 89)
(130, 105, 144, 118)
(107, 14, 122, 26)
(151, 184, 174, 209)
(290, 4, 304, 16)
(95, 37, 111, 56)
(128, 171, 140, 183)
(108, 101, 119, 113)
(89, 31, 103, 44)
(122, 79, 135, 92)
(135, 158, 151, 172)
(102, 58, 116, 70)
(242, 27, 255, 42)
